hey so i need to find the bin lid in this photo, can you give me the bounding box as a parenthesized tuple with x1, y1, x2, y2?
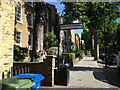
(58, 64, 70, 68)
(14, 73, 44, 80)
(20, 82, 35, 89)
(2, 77, 34, 89)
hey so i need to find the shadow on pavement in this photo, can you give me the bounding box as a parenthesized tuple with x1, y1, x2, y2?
(101, 66, 120, 88)
(70, 66, 102, 71)
(70, 65, 120, 88)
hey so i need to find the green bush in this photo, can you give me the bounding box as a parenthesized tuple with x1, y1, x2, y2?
(44, 32, 58, 49)
(62, 53, 75, 62)
(14, 45, 29, 62)
(84, 50, 88, 55)
(76, 50, 85, 59)
(47, 47, 62, 56)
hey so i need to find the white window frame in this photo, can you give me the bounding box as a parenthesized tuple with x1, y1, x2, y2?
(16, 5, 23, 24)
(28, 35, 33, 50)
(52, 27, 54, 33)
(28, 0, 33, 7)
(28, 12, 33, 28)
(16, 31, 22, 47)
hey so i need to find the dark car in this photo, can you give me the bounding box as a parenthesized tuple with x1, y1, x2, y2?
(99, 52, 105, 61)
(107, 53, 118, 65)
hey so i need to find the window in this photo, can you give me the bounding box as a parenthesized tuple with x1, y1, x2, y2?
(46, 10, 49, 19)
(28, 13, 33, 28)
(28, 35, 33, 50)
(16, 31, 22, 47)
(52, 27, 54, 33)
(28, 0, 33, 7)
(16, 5, 22, 23)
(46, 23, 49, 33)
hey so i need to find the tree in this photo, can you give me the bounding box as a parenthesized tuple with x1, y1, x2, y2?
(43, 32, 58, 50)
(62, 2, 119, 59)
(32, 2, 46, 62)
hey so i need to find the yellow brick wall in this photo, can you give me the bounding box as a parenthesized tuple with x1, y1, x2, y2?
(0, 1, 16, 80)
(60, 30, 64, 52)
(71, 29, 76, 50)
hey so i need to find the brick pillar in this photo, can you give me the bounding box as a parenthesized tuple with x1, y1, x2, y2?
(45, 55, 56, 86)
(0, 1, 16, 80)
(51, 55, 56, 86)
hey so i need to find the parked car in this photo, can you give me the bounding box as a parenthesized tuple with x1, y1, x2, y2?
(107, 53, 118, 65)
(99, 52, 105, 61)
(117, 52, 120, 73)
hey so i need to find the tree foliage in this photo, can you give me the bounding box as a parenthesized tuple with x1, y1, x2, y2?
(62, 2, 120, 53)
(44, 32, 58, 49)
(14, 45, 29, 62)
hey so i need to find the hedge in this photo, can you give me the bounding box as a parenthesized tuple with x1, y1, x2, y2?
(47, 47, 62, 56)
(75, 50, 85, 59)
(62, 53, 75, 62)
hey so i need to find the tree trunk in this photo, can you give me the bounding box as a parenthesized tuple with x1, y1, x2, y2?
(94, 29, 99, 60)
(91, 29, 95, 57)
(32, 2, 46, 62)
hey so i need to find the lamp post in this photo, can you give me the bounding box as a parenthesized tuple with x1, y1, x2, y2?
(103, 2, 107, 69)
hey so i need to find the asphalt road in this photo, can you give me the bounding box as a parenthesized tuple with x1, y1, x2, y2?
(99, 64, 120, 88)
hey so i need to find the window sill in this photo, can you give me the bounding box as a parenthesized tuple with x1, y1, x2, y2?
(16, 43, 22, 47)
(16, 20, 23, 24)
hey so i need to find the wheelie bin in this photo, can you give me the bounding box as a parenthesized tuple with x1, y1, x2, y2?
(54, 64, 70, 86)
(2, 77, 35, 90)
(14, 74, 44, 90)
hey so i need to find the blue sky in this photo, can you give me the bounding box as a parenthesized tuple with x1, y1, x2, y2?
(47, 2, 65, 15)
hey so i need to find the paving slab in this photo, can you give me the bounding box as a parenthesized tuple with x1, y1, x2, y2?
(68, 54, 110, 88)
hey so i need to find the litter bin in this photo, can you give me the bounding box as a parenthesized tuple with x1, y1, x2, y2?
(2, 77, 35, 90)
(55, 64, 70, 86)
(14, 74, 44, 90)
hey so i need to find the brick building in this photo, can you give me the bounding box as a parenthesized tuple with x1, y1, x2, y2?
(0, 1, 16, 80)
(0, 1, 60, 80)
(75, 34, 80, 50)
(15, 2, 35, 62)
(71, 29, 76, 51)
(64, 30, 71, 52)
(43, 3, 59, 50)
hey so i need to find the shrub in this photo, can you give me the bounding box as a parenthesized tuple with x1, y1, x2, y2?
(76, 50, 85, 59)
(47, 47, 62, 56)
(84, 50, 88, 55)
(44, 32, 58, 49)
(14, 45, 29, 62)
(62, 53, 75, 62)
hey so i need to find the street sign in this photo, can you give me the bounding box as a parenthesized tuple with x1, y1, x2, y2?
(60, 23, 83, 30)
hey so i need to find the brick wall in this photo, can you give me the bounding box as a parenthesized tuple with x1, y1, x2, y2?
(60, 30, 64, 52)
(13, 55, 56, 86)
(0, 1, 16, 80)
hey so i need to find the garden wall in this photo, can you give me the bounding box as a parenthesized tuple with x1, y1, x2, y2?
(13, 55, 56, 86)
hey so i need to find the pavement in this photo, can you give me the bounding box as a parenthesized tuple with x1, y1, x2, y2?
(41, 53, 120, 90)
(69, 53, 111, 88)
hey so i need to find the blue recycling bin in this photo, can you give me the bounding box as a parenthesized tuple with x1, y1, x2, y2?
(14, 74, 44, 90)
